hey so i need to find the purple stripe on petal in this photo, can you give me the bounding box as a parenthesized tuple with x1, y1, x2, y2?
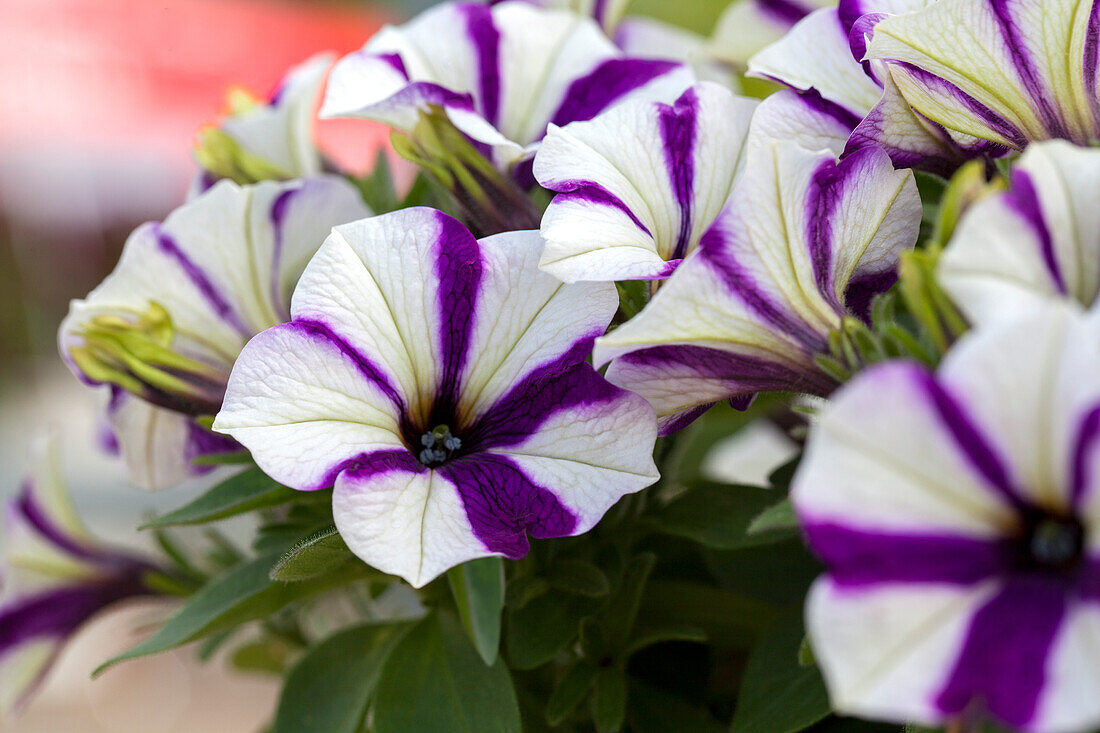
(805, 157, 842, 305)
(466, 332, 614, 449)
(794, 88, 863, 130)
(592, 0, 609, 25)
(0, 580, 149, 661)
(919, 371, 1024, 509)
(1005, 169, 1066, 293)
(1078, 555, 1100, 600)
(269, 186, 300, 320)
(919, 374, 1020, 506)
(756, 0, 814, 25)
(804, 521, 1006, 587)
(934, 576, 1068, 729)
(457, 3, 502, 126)
(549, 58, 683, 129)
(844, 268, 897, 323)
(660, 403, 714, 435)
(988, 1, 1069, 139)
(438, 453, 577, 558)
(892, 62, 1028, 149)
(376, 52, 409, 79)
(184, 420, 240, 475)
(14, 488, 98, 562)
(658, 87, 699, 261)
(1070, 404, 1100, 509)
(431, 211, 483, 416)
(1085, 4, 1100, 132)
(551, 183, 653, 237)
(154, 225, 251, 337)
(285, 319, 406, 415)
(327, 448, 424, 492)
(697, 225, 829, 351)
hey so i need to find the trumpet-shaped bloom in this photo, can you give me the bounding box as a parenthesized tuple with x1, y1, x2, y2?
(534, 82, 757, 282)
(213, 208, 659, 587)
(593, 140, 921, 433)
(939, 141, 1100, 327)
(748, 0, 1007, 175)
(194, 54, 333, 190)
(865, 0, 1100, 150)
(320, 1, 692, 174)
(1, 441, 160, 715)
(792, 305, 1100, 732)
(60, 177, 370, 489)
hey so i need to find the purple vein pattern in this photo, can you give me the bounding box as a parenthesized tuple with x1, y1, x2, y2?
(938, 141, 1100, 328)
(214, 207, 659, 587)
(320, 1, 691, 175)
(593, 141, 921, 434)
(59, 177, 369, 489)
(535, 83, 757, 283)
(792, 307, 1100, 732)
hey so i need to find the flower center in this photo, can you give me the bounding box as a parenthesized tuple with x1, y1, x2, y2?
(1025, 516, 1083, 572)
(418, 424, 462, 467)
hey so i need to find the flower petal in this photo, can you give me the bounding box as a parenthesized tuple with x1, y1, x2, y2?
(213, 319, 406, 491)
(939, 140, 1100, 325)
(1035, 604, 1100, 732)
(594, 141, 919, 429)
(219, 53, 332, 178)
(707, 0, 831, 70)
(866, 0, 1100, 146)
(536, 83, 756, 281)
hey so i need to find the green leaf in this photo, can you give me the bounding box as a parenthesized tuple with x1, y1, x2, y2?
(623, 623, 707, 658)
(639, 580, 777, 649)
(140, 467, 300, 529)
(448, 556, 505, 666)
(729, 606, 830, 733)
(627, 680, 725, 733)
(545, 664, 597, 726)
(747, 499, 798, 537)
(658, 482, 789, 550)
(270, 526, 361, 582)
(602, 553, 656, 651)
(506, 592, 597, 670)
(230, 638, 293, 674)
(590, 668, 627, 733)
(547, 559, 611, 597)
(356, 151, 399, 212)
(190, 450, 252, 466)
(95, 552, 366, 675)
(273, 622, 413, 733)
(374, 611, 522, 733)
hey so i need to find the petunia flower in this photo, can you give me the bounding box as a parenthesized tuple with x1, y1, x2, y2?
(212, 207, 659, 587)
(792, 304, 1100, 733)
(319, 1, 692, 177)
(593, 139, 921, 434)
(1, 440, 162, 715)
(746, 0, 1002, 176)
(864, 0, 1100, 152)
(193, 53, 333, 192)
(938, 140, 1100, 327)
(59, 176, 370, 489)
(534, 82, 757, 282)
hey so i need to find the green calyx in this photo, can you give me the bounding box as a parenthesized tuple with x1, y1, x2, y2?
(194, 128, 293, 185)
(69, 303, 227, 416)
(928, 158, 1008, 248)
(390, 107, 541, 237)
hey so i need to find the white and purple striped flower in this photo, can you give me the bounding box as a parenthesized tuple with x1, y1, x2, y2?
(747, 0, 1003, 176)
(938, 141, 1100, 327)
(792, 305, 1100, 732)
(593, 140, 921, 434)
(319, 1, 692, 178)
(1, 441, 160, 715)
(864, 0, 1100, 152)
(194, 53, 333, 191)
(212, 208, 659, 587)
(534, 82, 757, 282)
(60, 176, 369, 489)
